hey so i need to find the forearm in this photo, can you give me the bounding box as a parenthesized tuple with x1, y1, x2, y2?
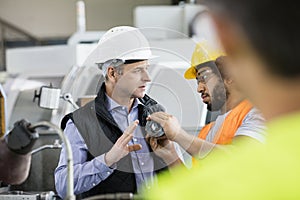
(0, 139, 31, 184)
(55, 154, 115, 198)
(172, 129, 216, 158)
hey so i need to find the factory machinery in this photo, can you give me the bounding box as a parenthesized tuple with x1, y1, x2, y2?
(0, 3, 218, 199)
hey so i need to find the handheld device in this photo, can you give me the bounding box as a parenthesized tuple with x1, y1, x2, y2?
(138, 94, 165, 137)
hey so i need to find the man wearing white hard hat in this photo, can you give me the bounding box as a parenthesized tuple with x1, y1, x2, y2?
(55, 26, 170, 199)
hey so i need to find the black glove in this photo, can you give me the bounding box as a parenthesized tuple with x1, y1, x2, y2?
(5, 119, 39, 154)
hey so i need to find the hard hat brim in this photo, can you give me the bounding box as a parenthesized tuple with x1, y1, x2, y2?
(184, 66, 197, 79)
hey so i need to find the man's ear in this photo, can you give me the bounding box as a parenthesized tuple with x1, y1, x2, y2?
(106, 67, 116, 80)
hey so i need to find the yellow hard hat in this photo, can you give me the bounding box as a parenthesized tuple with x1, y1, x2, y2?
(184, 42, 224, 79)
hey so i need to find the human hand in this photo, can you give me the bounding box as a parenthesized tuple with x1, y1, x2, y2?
(147, 112, 182, 141)
(105, 120, 142, 166)
(146, 135, 179, 165)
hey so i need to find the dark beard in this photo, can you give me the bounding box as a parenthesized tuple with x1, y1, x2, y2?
(207, 81, 227, 112)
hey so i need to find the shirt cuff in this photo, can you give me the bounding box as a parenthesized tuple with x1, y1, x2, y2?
(96, 154, 117, 170)
(93, 154, 116, 180)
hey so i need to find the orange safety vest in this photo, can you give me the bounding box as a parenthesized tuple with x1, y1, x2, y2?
(192, 100, 253, 165)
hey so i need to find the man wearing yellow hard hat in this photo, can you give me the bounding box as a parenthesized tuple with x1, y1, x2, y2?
(146, 42, 266, 166)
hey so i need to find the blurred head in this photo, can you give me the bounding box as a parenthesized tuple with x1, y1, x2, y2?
(205, 0, 300, 116)
(206, 0, 300, 77)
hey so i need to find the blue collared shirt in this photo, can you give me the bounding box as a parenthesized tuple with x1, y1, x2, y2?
(55, 95, 154, 198)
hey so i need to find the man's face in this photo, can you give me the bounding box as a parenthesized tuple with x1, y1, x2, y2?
(196, 66, 226, 111)
(112, 60, 151, 99)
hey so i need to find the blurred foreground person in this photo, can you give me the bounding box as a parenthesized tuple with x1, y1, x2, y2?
(144, 0, 300, 199)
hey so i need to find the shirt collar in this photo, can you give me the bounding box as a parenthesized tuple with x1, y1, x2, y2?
(105, 93, 141, 112)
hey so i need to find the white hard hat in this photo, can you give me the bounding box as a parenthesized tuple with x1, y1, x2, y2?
(84, 26, 155, 76)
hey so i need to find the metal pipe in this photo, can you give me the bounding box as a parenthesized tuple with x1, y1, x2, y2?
(76, 0, 86, 33)
(31, 139, 62, 155)
(29, 121, 75, 200)
(61, 93, 80, 109)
